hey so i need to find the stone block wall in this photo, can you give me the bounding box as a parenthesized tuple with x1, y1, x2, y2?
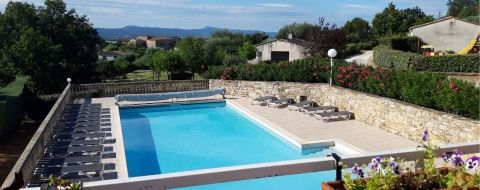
(210, 80, 479, 144)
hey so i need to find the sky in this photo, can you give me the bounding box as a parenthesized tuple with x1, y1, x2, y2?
(0, 0, 448, 32)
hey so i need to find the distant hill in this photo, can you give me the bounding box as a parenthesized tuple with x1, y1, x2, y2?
(96, 26, 276, 40)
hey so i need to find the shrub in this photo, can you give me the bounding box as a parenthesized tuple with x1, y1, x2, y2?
(396, 71, 447, 108)
(204, 58, 480, 119)
(0, 77, 27, 138)
(436, 79, 480, 119)
(413, 55, 480, 73)
(373, 45, 425, 70)
(202, 65, 226, 79)
(378, 35, 420, 52)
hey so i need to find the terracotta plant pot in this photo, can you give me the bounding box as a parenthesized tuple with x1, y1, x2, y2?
(321, 180, 344, 190)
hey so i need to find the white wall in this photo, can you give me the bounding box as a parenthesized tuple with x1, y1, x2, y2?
(252, 40, 308, 64)
(410, 18, 480, 52)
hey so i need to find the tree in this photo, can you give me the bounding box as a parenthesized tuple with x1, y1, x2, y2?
(447, 0, 479, 18)
(204, 36, 236, 66)
(113, 59, 129, 76)
(372, 3, 403, 37)
(238, 42, 257, 61)
(399, 7, 434, 32)
(372, 3, 434, 37)
(245, 32, 269, 44)
(343, 17, 373, 43)
(276, 23, 315, 40)
(151, 50, 184, 80)
(0, 0, 103, 94)
(306, 18, 347, 57)
(176, 37, 205, 76)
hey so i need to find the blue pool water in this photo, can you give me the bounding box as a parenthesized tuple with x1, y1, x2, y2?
(120, 102, 336, 190)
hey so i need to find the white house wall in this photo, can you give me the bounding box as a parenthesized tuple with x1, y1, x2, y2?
(410, 18, 480, 52)
(255, 40, 308, 63)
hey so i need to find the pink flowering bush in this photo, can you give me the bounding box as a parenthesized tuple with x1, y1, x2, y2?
(202, 57, 480, 119)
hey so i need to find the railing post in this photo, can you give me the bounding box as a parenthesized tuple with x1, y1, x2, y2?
(328, 153, 342, 181)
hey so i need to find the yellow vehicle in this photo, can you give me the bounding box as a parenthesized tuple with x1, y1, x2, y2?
(458, 35, 479, 55)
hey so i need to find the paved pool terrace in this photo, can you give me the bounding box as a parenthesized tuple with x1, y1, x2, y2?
(92, 95, 418, 179)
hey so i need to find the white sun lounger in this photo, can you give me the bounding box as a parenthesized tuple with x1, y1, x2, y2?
(287, 100, 314, 111)
(267, 98, 294, 108)
(313, 111, 353, 122)
(251, 96, 277, 106)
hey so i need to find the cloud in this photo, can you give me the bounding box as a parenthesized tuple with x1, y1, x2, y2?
(99, 0, 302, 16)
(258, 3, 294, 8)
(89, 6, 125, 14)
(342, 4, 377, 9)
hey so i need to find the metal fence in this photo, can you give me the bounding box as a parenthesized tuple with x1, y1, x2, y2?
(82, 141, 480, 190)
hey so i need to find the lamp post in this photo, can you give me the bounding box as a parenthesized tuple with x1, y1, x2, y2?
(327, 49, 337, 86)
(67, 78, 72, 85)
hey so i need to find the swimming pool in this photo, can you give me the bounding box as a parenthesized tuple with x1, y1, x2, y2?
(120, 101, 336, 189)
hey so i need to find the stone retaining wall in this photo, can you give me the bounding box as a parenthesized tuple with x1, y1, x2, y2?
(210, 80, 479, 144)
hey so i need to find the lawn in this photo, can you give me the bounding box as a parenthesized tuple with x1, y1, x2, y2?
(0, 76, 28, 102)
(104, 70, 205, 83)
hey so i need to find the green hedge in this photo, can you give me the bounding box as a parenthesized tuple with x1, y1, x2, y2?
(374, 46, 480, 72)
(203, 57, 333, 83)
(413, 55, 480, 73)
(378, 35, 419, 53)
(203, 59, 480, 119)
(0, 76, 27, 138)
(373, 45, 424, 70)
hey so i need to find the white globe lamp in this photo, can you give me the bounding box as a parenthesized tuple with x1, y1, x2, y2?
(327, 49, 337, 86)
(328, 49, 337, 58)
(67, 78, 72, 85)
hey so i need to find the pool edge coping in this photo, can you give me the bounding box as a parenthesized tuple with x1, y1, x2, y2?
(226, 100, 366, 155)
(112, 103, 129, 179)
(115, 98, 366, 180)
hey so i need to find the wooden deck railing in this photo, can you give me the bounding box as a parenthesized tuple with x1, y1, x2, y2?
(1, 85, 72, 189)
(71, 80, 210, 97)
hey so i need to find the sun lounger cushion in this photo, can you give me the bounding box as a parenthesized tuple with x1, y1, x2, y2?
(267, 98, 294, 108)
(287, 100, 314, 110)
(314, 111, 353, 122)
(37, 155, 101, 167)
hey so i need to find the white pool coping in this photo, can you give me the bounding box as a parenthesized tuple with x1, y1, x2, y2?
(113, 99, 362, 179)
(226, 100, 364, 155)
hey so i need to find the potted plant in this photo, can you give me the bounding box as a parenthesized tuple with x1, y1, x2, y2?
(322, 130, 480, 190)
(39, 175, 83, 190)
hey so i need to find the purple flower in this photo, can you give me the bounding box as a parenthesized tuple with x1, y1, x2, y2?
(389, 161, 400, 174)
(421, 130, 429, 142)
(466, 156, 480, 170)
(443, 150, 464, 167)
(352, 163, 364, 178)
(368, 162, 379, 171)
(371, 156, 382, 164)
(451, 150, 464, 167)
(443, 151, 453, 163)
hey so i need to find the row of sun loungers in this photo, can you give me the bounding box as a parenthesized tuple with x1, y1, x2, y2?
(28, 103, 117, 187)
(251, 96, 354, 122)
